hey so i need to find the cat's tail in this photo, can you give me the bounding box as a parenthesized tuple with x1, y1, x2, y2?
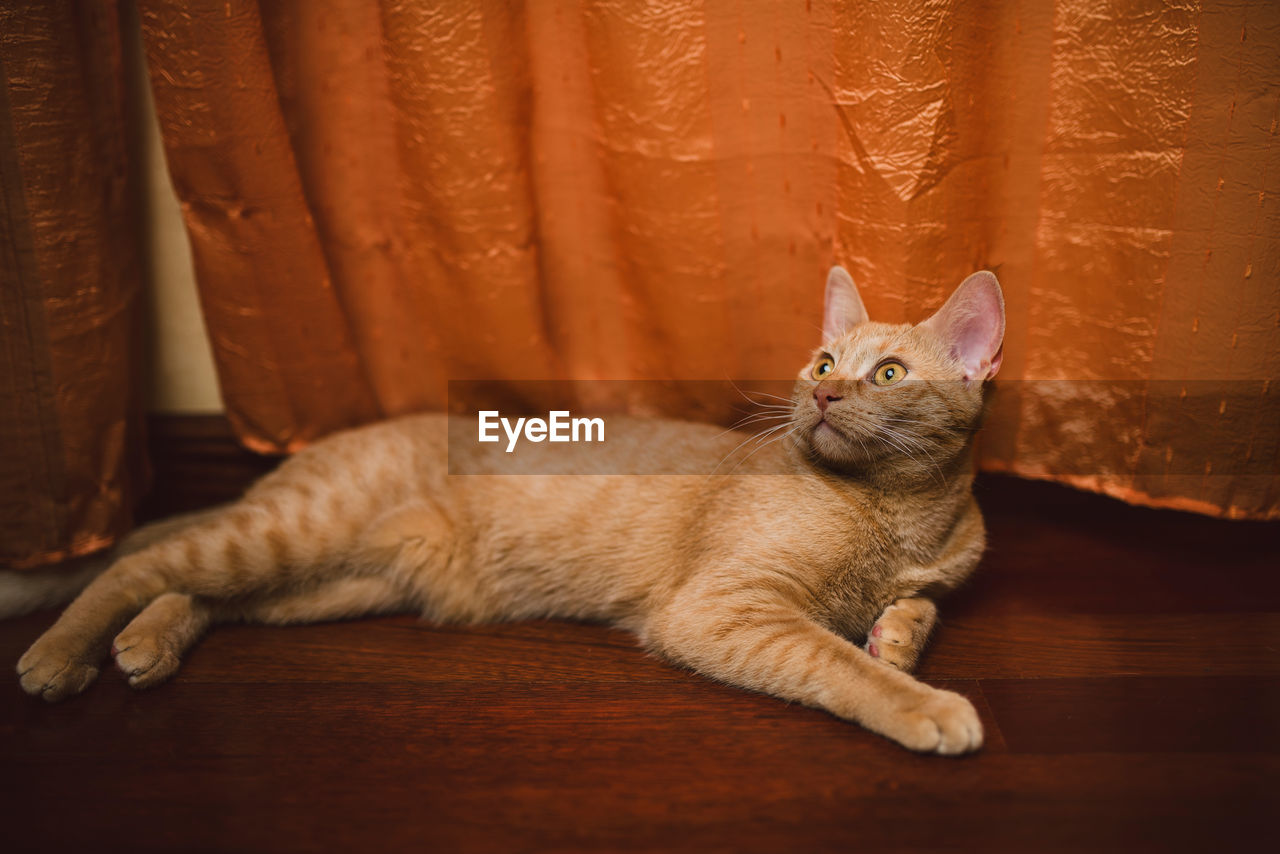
(0, 507, 224, 620)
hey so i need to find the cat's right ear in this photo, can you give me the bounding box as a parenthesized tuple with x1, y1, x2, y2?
(823, 266, 869, 342)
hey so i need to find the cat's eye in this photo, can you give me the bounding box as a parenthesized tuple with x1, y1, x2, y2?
(812, 355, 836, 380)
(872, 361, 907, 386)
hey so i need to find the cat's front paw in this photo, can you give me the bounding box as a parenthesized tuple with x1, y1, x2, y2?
(17, 641, 100, 702)
(865, 597, 937, 673)
(888, 687, 983, 755)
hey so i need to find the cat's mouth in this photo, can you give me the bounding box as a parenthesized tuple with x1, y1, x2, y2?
(811, 416, 854, 448)
(807, 411, 884, 465)
(805, 417, 868, 469)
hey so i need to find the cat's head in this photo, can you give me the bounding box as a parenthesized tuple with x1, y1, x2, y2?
(789, 266, 1005, 481)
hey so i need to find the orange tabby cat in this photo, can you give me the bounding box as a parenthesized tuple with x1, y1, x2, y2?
(12, 267, 1004, 755)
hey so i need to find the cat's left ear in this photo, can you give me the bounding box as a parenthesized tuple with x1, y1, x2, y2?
(920, 271, 1005, 381)
(823, 266, 869, 342)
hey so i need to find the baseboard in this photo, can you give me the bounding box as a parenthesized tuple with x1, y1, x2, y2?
(139, 414, 281, 522)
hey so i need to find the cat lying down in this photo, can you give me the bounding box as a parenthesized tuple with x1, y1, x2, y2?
(13, 266, 1004, 755)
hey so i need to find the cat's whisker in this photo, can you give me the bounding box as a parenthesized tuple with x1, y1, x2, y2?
(709, 419, 791, 475)
(879, 415, 976, 434)
(877, 432, 936, 485)
(742, 418, 796, 450)
(711, 417, 798, 476)
(725, 420, 804, 475)
(728, 380, 795, 407)
(711, 388, 802, 459)
(742, 391, 795, 405)
(734, 413, 793, 428)
(729, 406, 793, 421)
(730, 411, 792, 426)
(852, 429, 875, 466)
(877, 424, 947, 488)
(737, 403, 793, 412)
(711, 412, 793, 442)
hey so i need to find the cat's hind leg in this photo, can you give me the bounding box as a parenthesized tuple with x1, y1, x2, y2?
(111, 593, 213, 689)
(17, 548, 174, 701)
(19, 493, 374, 700)
(865, 596, 938, 673)
(73, 512, 231, 689)
(18, 422, 436, 701)
(109, 576, 412, 690)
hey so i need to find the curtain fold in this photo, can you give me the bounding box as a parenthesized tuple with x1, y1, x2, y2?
(0, 1, 147, 567)
(120, 0, 1277, 521)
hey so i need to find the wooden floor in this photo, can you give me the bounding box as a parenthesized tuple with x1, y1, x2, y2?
(2, 425, 1278, 852)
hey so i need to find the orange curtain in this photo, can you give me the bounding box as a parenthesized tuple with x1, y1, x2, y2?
(136, 0, 1278, 519)
(0, 1, 147, 567)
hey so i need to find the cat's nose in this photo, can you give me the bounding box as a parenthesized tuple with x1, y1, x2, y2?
(813, 389, 843, 412)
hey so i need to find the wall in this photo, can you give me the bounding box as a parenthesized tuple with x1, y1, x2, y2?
(127, 7, 222, 415)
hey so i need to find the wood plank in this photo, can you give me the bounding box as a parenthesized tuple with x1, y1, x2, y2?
(3, 684, 1275, 852)
(968, 478, 1280, 617)
(980, 676, 1280, 754)
(918, 612, 1280, 679)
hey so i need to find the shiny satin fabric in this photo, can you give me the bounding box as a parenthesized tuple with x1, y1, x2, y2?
(0, 2, 147, 568)
(134, 0, 1278, 518)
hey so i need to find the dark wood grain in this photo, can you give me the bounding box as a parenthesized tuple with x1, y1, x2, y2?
(2, 417, 1278, 852)
(979, 676, 1280, 754)
(138, 414, 281, 519)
